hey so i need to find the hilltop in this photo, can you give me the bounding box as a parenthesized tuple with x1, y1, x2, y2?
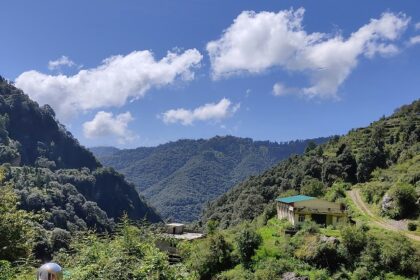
(91, 136, 329, 222)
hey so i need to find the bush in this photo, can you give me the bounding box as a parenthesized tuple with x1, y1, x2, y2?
(407, 222, 417, 231)
(295, 234, 343, 271)
(235, 225, 262, 269)
(0, 261, 14, 280)
(386, 183, 417, 219)
(339, 225, 367, 264)
(379, 235, 418, 275)
(188, 233, 233, 279)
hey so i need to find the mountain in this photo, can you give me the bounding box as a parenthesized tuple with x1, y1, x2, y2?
(0, 77, 161, 233)
(91, 136, 330, 222)
(202, 100, 420, 228)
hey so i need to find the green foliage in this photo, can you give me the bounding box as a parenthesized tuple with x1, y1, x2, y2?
(0, 260, 14, 280)
(0, 78, 161, 228)
(0, 182, 36, 262)
(234, 224, 262, 269)
(300, 177, 326, 197)
(92, 136, 330, 222)
(386, 183, 418, 219)
(325, 182, 348, 202)
(379, 234, 418, 275)
(407, 222, 417, 231)
(49, 220, 187, 280)
(206, 219, 219, 235)
(339, 225, 367, 264)
(294, 234, 343, 271)
(186, 233, 233, 279)
(203, 99, 420, 228)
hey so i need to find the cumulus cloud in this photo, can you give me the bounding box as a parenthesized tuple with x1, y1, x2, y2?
(48, 56, 76, 70)
(207, 9, 409, 98)
(16, 49, 203, 120)
(161, 98, 240, 125)
(272, 82, 298, 96)
(408, 35, 420, 46)
(83, 111, 137, 144)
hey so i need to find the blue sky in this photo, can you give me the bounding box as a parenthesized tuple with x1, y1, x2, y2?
(1, 0, 420, 147)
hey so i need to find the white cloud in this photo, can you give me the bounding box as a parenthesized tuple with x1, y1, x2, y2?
(272, 82, 297, 96)
(48, 56, 76, 70)
(83, 111, 137, 144)
(408, 35, 420, 46)
(161, 98, 240, 125)
(415, 22, 420, 30)
(207, 9, 409, 98)
(16, 49, 203, 120)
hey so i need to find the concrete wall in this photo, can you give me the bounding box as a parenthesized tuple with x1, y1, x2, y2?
(277, 202, 296, 225)
(277, 199, 347, 226)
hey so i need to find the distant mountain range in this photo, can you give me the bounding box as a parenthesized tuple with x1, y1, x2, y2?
(91, 136, 330, 222)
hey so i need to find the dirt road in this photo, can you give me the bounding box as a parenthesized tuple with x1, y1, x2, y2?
(347, 189, 420, 242)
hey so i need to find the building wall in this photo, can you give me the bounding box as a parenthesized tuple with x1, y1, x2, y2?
(277, 202, 296, 225)
(294, 199, 344, 213)
(277, 199, 347, 226)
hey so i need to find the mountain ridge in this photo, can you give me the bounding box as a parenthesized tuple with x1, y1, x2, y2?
(91, 135, 330, 221)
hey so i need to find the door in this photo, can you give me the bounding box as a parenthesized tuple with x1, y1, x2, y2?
(311, 214, 327, 226)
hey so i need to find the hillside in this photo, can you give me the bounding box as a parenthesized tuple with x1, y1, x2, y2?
(203, 100, 420, 228)
(91, 136, 329, 222)
(0, 77, 161, 231)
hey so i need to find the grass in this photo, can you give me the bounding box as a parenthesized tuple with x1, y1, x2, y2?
(255, 218, 290, 259)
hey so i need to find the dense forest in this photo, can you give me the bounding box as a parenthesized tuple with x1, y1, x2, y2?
(0, 77, 160, 258)
(91, 136, 329, 222)
(202, 100, 420, 228)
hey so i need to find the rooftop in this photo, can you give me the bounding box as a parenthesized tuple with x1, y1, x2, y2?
(163, 232, 205, 240)
(166, 223, 185, 227)
(276, 195, 316, 204)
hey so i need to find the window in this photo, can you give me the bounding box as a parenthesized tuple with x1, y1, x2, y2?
(298, 214, 305, 222)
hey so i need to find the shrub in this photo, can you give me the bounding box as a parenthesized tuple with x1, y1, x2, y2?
(235, 225, 262, 269)
(188, 233, 233, 279)
(407, 222, 417, 231)
(339, 225, 367, 264)
(0, 261, 14, 280)
(386, 183, 417, 219)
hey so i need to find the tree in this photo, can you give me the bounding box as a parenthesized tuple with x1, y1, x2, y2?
(300, 177, 326, 197)
(336, 145, 357, 183)
(0, 183, 35, 261)
(305, 141, 317, 154)
(356, 141, 387, 182)
(235, 225, 262, 269)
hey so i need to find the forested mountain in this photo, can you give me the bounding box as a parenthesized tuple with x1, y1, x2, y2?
(203, 100, 420, 228)
(0, 77, 160, 235)
(91, 136, 329, 222)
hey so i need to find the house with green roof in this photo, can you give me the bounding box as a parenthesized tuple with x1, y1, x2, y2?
(276, 195, 347, 226)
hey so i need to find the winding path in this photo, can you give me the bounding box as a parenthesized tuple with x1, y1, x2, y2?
(347, 189, 420, 242)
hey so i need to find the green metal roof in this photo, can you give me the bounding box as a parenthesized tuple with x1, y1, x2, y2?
(276, 195, 316, 204)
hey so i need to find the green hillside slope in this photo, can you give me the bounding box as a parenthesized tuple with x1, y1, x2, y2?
(0, 77, 161, 231)
(203, 100, 420, 228)
(92, 136, 329, 222)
